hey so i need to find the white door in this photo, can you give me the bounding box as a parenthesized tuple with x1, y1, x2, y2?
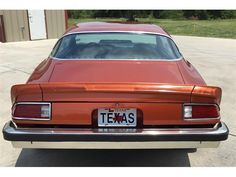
(28, 10, 47, 40)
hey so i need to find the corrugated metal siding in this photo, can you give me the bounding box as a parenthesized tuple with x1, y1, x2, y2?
(0, 10, 66, 42)
(45, 10, 66, 39)
(0, 10, 30, 42)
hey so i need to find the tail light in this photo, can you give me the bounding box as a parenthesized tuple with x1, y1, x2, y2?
(183, 104, 220, 120)
(12, 102, 51, 120)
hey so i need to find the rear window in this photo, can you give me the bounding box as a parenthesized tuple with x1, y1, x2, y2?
(52, 32, 182, 60)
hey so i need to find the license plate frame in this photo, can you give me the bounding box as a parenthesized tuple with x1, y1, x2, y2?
(97, 108, 137, 127)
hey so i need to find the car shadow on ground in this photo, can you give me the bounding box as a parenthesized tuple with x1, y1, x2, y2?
(15, 149, 194, 167)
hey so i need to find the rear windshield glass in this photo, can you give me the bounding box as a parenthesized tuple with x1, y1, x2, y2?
(52, 32, 182, 60)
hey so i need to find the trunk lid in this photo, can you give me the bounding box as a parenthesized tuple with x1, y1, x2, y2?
(49, 60, 184, 84)
(40, 83, 193, 103)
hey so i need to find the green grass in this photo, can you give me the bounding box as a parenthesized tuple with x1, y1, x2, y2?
(68, 18, 236, 39)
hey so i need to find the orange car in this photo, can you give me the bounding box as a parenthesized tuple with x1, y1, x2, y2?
(3, 22, 228, 149)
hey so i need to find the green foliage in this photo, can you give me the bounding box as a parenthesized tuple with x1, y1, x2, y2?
(183, 10, 236, 20)
(67, 10, 236, 20)
(196, 11, 209, 20)
(68, 10, 94, 18)
(183, 10, 209, 20)
(158, 10, 184, 19)
(219, 10, 236, 19)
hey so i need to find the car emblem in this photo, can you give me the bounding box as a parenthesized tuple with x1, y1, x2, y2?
(115, 103, 119, 107)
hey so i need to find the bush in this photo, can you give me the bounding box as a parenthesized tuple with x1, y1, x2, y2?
(196, 11, 209, 20)
(221, 10, 236, 19)
(183, 10, 209, 20)
(68, 10, 95, 18)
(158, 10, 184, 19)
(207, 10, 236, 19)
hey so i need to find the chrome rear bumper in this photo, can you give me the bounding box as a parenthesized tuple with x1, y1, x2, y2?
(3, 121, 229, 149)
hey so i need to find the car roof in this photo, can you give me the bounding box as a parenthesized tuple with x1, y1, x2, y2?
(64, 22, 170, 37)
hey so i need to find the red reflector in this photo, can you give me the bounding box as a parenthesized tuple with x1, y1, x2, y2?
(184, 104, 219, 119)
(13, 103, 50, 120)
(192, 105, 219, 118)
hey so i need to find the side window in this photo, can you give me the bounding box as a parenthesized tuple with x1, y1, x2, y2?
(50, 40, 62, 57)
(156, 36, 181, 58)
(56, 36, 73, 54)
(168, 40, 182, 58)
(157, 36, 173, 54)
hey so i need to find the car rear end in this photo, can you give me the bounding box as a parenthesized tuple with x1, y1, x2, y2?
(3, 83, 228, 149)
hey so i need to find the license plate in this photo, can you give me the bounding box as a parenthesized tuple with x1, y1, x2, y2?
(98, 108, 137, 127)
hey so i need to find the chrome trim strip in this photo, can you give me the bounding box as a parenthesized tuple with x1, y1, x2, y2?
(11, 141, 220, 149)
(51, 56, 183, 61)
(183, 103, 221, 121)
(62, 31, 172, 39)
(184, 117, 221, 121)
(12, 102, 51, 121)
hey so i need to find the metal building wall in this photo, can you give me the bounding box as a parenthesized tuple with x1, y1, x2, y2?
(0, 10, 30, 42)
(0, 10, 67, 42)
(45, 10, 66, 39)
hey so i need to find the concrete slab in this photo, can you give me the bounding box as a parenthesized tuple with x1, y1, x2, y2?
(0, 36, 235, 166)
